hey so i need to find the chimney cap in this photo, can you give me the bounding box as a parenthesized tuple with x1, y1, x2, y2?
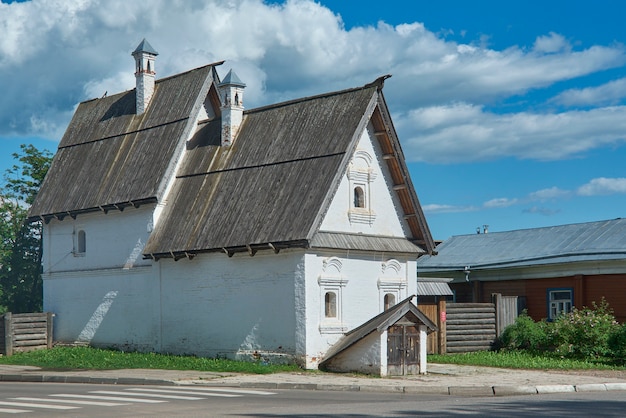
(219, 69, 246, 87)
(133, 38, 159, 56)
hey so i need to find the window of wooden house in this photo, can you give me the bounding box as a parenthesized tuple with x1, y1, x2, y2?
(548, 288, 572, 320)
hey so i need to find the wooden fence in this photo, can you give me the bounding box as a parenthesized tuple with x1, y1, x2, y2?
(445, 295, 519, 353)
(445, 303, 496, 353)
(1, 312, 54, 356)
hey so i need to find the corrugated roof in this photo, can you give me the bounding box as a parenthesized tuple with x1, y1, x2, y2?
(28, 65, 216, 219)
(416, 218, 626, 272)
(416, 278, 453, 296)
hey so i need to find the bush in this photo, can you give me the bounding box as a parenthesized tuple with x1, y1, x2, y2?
(498, 313, 548, 353)
(549, 299, 619, 359)
(608, 324, 626, 362)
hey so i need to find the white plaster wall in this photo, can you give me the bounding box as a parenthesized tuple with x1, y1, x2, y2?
(43, 266, 160, 350)
(319, 123, 412, 237)
(159, 250, 303, 362)
(42, 206, 154, 274)
(304, 250, 417, 369)
(322, 331, 382, 375)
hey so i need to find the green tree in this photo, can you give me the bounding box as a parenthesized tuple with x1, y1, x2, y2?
(0, 144, 53, 313)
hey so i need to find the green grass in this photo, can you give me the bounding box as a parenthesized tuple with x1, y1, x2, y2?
(0, 346, 302, 374)
(429, 351, 626, 370)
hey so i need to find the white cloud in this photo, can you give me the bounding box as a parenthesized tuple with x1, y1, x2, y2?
(552, 78, 626, 107)
(422, 203, 476, 214)
(0, 0, 625, 170)
(522, 206, 561, 216)
(533, 32, 570, 54)
(483, 197, 517, 208)
(577, 177, 626, 196)
(400, 105, 626, 163)
(528, 187, 571, 200)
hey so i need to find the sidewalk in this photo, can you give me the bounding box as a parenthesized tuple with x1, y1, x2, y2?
(1, 363, 625, 397)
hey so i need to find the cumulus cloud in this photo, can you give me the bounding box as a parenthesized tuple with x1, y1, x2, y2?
(0, 0, 626, 171)
(422, 203, 476, 214)
(577, 177, 626, 196)
(483, 198, 518, 208)
(552, 78, 626, 107)
(400, 105, 626, 163)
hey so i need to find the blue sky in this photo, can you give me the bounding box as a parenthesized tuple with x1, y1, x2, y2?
(1, 0, 626, 240)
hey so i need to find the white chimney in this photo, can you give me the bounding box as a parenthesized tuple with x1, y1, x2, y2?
(218, 69, 246, 146)
(132, 39, 158, 115)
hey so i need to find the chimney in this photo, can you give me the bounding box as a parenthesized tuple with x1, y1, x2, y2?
(132, 39, 158, 114)
(218, 69, 246, 146)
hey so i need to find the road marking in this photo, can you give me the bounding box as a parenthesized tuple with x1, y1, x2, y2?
(0, 408, 30, 414)
(127, 388, 241, 398)
(89, 390, 204, 400)
(162, 386, 277, 396)
(11, 397, 128, 406)
(0, 401, 79, 410)
(50, 394, 165, 403)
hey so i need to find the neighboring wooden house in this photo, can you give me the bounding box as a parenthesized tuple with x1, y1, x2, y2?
(416, 218, 626, 323)
(28, 40, 435, 372)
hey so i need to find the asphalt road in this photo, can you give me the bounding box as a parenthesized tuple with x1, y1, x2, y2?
(0, 382, 625, 417)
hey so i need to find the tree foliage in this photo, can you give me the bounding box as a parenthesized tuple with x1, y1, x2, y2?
(0, 144, 53, 313)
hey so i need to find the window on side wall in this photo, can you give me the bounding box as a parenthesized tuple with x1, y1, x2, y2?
(325, 292, 337, 318)
(384, 293, 396, 310)
(74, 229, 86, 256)
(548, 288, 572, 320)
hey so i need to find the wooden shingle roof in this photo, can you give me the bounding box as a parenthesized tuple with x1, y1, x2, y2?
(143, 85, 381, 257)
(28, 64, 220, 220)
(29, 63, 435, 258)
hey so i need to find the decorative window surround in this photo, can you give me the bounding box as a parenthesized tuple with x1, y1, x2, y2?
(318, 257, 349, 334)
(347, 150, 376, 225)
(378, 259, 406, 311)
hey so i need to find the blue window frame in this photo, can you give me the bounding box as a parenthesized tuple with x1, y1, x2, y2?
(547, 288, 573, 320)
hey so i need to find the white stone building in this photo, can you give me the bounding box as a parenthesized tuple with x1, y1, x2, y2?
(28, 40, 436, 374)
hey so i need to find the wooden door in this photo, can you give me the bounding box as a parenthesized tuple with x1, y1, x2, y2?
(387, 324, 419, 375)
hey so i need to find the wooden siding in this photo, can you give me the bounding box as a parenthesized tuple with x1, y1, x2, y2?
(28, 65, 216, 219)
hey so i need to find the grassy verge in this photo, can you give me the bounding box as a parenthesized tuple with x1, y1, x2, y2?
(0, 346, 302, 374)
(429, 351, 626, 370)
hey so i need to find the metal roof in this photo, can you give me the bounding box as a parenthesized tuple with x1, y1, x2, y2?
(416, 218, 626, 272)
(133, 38, 158, 55)
(416, 278, 453, 296)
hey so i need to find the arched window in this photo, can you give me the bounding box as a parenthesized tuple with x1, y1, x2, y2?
(77, 230, 86, 254)
(384, 293, 396, 310)
(325, 292, 337, 318)
(147, 60, 151, 73)
(353, 186, 365, 208)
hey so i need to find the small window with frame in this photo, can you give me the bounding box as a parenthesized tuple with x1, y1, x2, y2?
(548, 288, 572, 320)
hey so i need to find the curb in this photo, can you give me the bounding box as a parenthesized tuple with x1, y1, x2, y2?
(1, 374, 625, 397)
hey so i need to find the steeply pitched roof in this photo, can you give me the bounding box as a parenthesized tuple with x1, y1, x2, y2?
(29, 60, 434, 257)
(143, 85, 380, 256)
(417, 218, 626, 272)
(319, 296, 437, 367)
(28, 64, 219, 220)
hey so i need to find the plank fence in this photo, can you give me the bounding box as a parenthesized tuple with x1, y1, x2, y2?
(1, 312, 54, 356)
